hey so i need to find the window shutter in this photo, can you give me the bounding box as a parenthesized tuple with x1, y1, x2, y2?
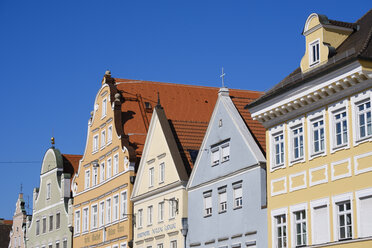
(211, 149, 219, 165)
(313, 205, 329, 244)
(220, 192, 227, 202)
(235, 187, 242, 198)
(360, 196, 372, 237)
(205, 196, 212, 209)
(222, 145, 230, 160)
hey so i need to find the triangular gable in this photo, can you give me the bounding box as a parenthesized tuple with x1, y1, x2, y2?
(131, 105, 188, 199)
(187, 88, 266, 189)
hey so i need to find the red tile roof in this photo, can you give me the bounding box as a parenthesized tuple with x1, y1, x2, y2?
(62, 154, 83, 177)
(114, 79, 265, 169)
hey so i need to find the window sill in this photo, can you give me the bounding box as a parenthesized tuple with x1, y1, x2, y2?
(101, 115, 107, 120)
(310, 61, 320, 67)
(355, 136, 372, 145)
(271, 164, 285, 172)
(309, 151, 326, 160)
(203, 214, 212, 218)
(147, 224, 153, 227)
(331, 143, 349, 153)
(290, 157, 305, 166)
(233, 206, 242, 210)
(158, 220, 164, 224)
(218, 210, 227, 214)
(92, 150, 98, 155)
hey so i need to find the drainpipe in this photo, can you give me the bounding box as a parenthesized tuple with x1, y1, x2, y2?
(181, 218, 188, 248)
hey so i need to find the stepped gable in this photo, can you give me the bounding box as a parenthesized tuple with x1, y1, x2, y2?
(114, 79, 265, 167)
(249, 9, 372, 108)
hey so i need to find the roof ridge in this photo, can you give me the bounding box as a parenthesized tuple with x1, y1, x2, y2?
(62, 154, 82, 157)
(355, 8, 372, 23)
(358, 14, 372, 56)
(170, 119, 209, 124)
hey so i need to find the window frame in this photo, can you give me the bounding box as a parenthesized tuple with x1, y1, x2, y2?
(147, 205, 153, 226)
(355, 187, 372, 238)
(351, 90, 372, 146)
(85, 169, 90, 189)
(101, 129, 106, 149)
(99, 200, 105, 227)
(74, 210, 81, 235)
(270, 124, 285, 171)
(203, 191, 212, 217)
(91, 204, 98, 230)
(149, 167, 154, 188)
(56, 212, 60, 229)
(159, 162, 165, 184)
(271, 208, 288, 248)
(49, 214, 53, 232)
(36, 219, 40, 236)
(290, 203, 308, 247)
(307, 108, 326, 160)
(332, 193, 354, 241)
(42, 216, 47, 234)
(106, 197, 112, 224)
(107, 157, 112, 179)
(100, 162, 105, 183)
(92, 166, 98, 186)
(138, 209, 143, 228)
(107, 125, 113, 144)
(93, 134, 99, 153)
(46, 182, 51, 200)
(121, 190, 128, 220)
(287, 117, 305, 165)
(169, 198, 177, 219)
(113, 194, 119, 222)
(233, 182, 243, 209)
(218, 186, 227, 213)
(158, 201, 164, 223)
(113, 153, 119, 175)
(309, 39, 320, 66)
(329, 99, 350, 153)
(102, 97, 107, 118)
(82, 207, 89, 233)
(310, 198, 330, 244)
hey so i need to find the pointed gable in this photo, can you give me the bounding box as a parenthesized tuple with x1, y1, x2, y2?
(188, 88, 266, 189)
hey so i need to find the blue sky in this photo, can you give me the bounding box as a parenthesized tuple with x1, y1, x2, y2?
(0, 0, 370, 219)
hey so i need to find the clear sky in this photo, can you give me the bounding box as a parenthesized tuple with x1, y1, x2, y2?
(0, 0, 370, 219)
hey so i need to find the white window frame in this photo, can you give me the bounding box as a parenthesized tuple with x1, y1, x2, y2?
(147, 205, 153, 226)
(106, 198, 112, 224)
(113, 194, 119, 221)
(218, 187, 227, 213)
(307, 108, 326, 160)
(91, 204, 98, 229)
(287, 117, 305, 165)
(332, 193, 354, 241)
(120, 242, 128, 248)
(100, 162, 105, 183)
(329, 99, 349, 153)
(107, 157, 112, 179)
(170, 240, 177, 248)
(102, 98, 107, 118)
(159, 162, 165, 184)
(203, 191, 212, 217)
(356, 187, 372, 238)
(290, 203, 308, 247)
(92, 166, 98, 186)
(42, 216, 46, 234)
(46, 182, 51, 200)
(149, 167, 154, 188)
(270, 124, 285, 171)
(107, 125, 113, 144)
(101, 130, 106, 149)
(85, 169, 90, 189)
(93, 134, 99, 153)
(158, 201, 164, 223)
(351, 90, 372, 145)
(74, 210, 80, 235)
(82, 207, 89, 233)
(310, 198, 330, 244)
(233, 182, 243, 209)
(309, 39, 320, 66)
(49, 214, 53, 232)
(138, 209, 143, 228)
(221, 143, 230, 163)
(210, 140, 230, 166)
(271, 208, 288, 248)
(99, 201, 105, 227)
(211, 147, 220, 166)
(169, 198, 176, 219)
(36, 219, 40, 235)
(121, 190, 128, 220)
(113, 153, 119, 175)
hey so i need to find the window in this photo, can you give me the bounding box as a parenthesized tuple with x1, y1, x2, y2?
(312, 119, 325, 154)
(82, 207, 89, 232)
(170, 240, 177, 248)
(121, 242, 127, 248)
(204, 192, 212, 216)
(46, 183, 51, 200)
(49, 244, 52, 248)
(233, 182, 243, 209)
(336, 201, 352, 240)
(357, 101, 372, 139)
(274, 214, 287, 248)
(63, 239, 67, 248)
(99, 201, 105, 227)
(211, 148, 219, 166)
(310, 40, 320, 65)
(113, 195, 119, 221)
(147, 206, 153, 226)
(92, 167, 98, 186)
(334, 110, 348, 147)
(36, 219, 40, 235)
(113, 154, 119, 175)
(91, 205, 98, 229)
(149, 167, 154, 187)
(56, 241, 60, 248)
(157, 244, 163, 248)
(311, 202, 330, 244)
(106, 198, 111, 224)
(159, 162, 165, 183)
(121, 191, 127, 219)
(85, 169, 90, 189)
(221, 144, 230, 162)
(56, 212, 60, 229)
(169, 199, 177, 219)
(107, 158, 112, 179)
(218, 188, 227, 213)
(42, 217, 46, 233)
(49, 215, 53, 232)
(100, 162, 105, 182)
(292, 126, 304, 160)
(101, 130, 106, 148)
(138, 209, 143, 228)
(273, 133, 284, 167)
(93, 135, 99, 153)
(357, 193, 372, 237)
(102, 98, 107, 118)
(108, 125, 113, 144)
(294, 210, 306, 246)
(158, 202, 164, 222)
(75, 211, 80, 234)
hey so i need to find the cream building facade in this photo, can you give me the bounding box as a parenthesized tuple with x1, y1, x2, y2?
(248, 10, 372, 248)
(9, 193, 27, 248)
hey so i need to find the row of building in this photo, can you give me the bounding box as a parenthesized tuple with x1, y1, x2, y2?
(8, 9, 372, 248)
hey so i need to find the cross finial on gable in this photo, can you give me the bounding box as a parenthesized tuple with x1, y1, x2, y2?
(220, 67, 226, 88)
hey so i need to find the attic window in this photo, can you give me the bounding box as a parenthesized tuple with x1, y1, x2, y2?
(145, 102, 152, 112)
(310, 40, 320, 66)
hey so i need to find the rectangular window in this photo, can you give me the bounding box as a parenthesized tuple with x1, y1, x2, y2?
(85, 169, 90, 189)
(100, 162, 105, 183)
(91, 205, 98, 229)
(157, 244, 163, 248)
(149, 167, 154, 187)
(204, 194, 212, 216)
(92, 167, 98, 186)
(169, 199, 176, 219)
(93, 135, 99, 153)
(337, 201, 352, 240)
(49, 244, 52, 248)
(158, 202, 164, 222)
(113, 154, 119, 175)
(219, 190, 227, 213)
(101, 130, 106, 148)
(82, 208, 88, 232)
(159, 162, 165, 183)
(56, 212, 60, 229)
(42, 217, 46, 233)
(99, 201, 105, 227)
(312, 204, 329, 244)
(170, 240, 177, 248)
(147, 206, 153, 226)
(359, 195, 372, 237)
(310, 40, 320, 65)
(36, 219, 40, 235)
(138, 209, 143, 228)
(74, 211, 80, 234)
(211, 148, 219, 166)
(292, 126, 304, 160)
(334, 111, 348, 147)
(63, 239, 67, 248)
(221, 144, 230, 162)
(312, 119, 325, 154)
(113, 195, 119, 221)
(294, 210, 306, 246)
(49, 215, 53, 232)
(56, 241, 60, 248)
(102, 98, 107, 117)
(121, 191, 127, 219)
(47, 183, 51, 200)
(108, 125, 113, 143)
(274, 214, 287, 248)
(106, 198, 111, 224)
(274, 133, 284, 166)
(234, 186, 242, 208)
(121, 243, 127, 248)
(357, 101, 372, 139)
(107, 158, 112, 179)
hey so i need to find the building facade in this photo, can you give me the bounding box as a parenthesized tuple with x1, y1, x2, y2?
(8, 193, 27, 248)
(26, 147, 81, 248)
(248, 10, 372, 247)
(187, 88, 267, 248)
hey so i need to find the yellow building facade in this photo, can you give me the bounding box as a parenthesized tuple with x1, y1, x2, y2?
(248, 11, 372, 247)
(72, 72, 135, 248)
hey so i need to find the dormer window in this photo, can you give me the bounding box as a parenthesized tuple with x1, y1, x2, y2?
(310, 40, 320, 66)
